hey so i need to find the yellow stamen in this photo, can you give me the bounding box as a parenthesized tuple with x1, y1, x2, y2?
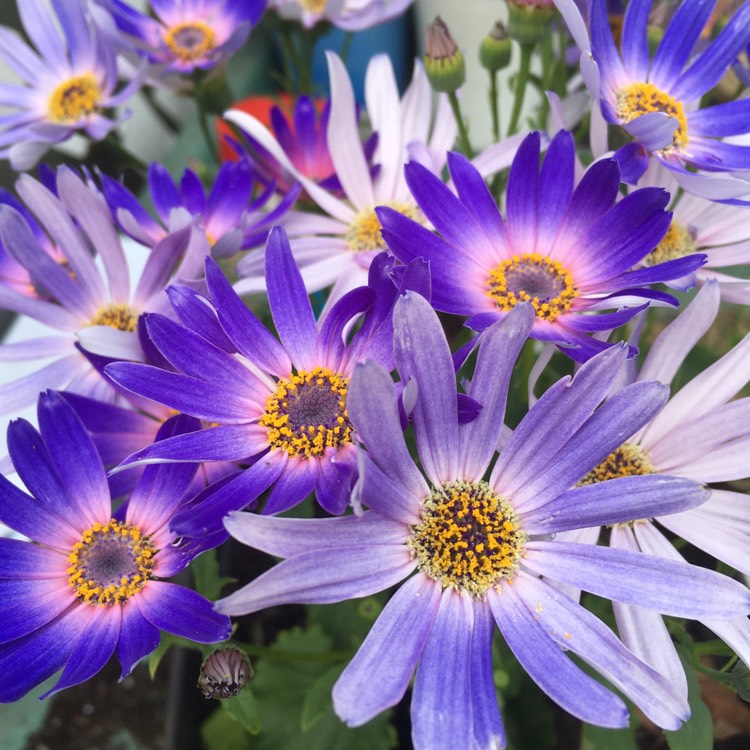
(578, 442, 656, 485)
(90, 303, 139, 332)
(645, 221, 696, 265)
(260, 367, 352, 458)
(616, 82, 688, 151)
(67, 519, 156, 606)
(409, 480, 527, 597)
(487, 253, 578, 321)
(346, 203, 421, 253)
(163, 21, 216, 63)
(299, 0, 329, 12)
(48, 74, 101, 124)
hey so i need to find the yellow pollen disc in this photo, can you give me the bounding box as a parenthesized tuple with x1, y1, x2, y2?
(346, 203, 421, 253)
(646, 221, 696, 265)
(409, 480, 527, 597)
(67, 519, 156, 606)
(260, 367, 352, 459)
(578, 442, 656, 486)
(90, 303, 139, 332)
(616, 82, 688, 151)
(48, 74, 101, 124)
(164, 21, 216, 63)
(487, 253, 578, 321)
(300, 0, 329, 11)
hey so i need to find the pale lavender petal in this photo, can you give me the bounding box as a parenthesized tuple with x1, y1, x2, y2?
(355, 452, 423, 524)
(333, 574, 441, 726)
(215, 546, 415, 615)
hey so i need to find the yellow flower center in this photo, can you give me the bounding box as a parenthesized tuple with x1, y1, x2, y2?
(409, 480, 527, 597)
(487, 253, 578, 321)
(645, 221, 696, 265)
(67, 520, 156, 606)
(260, 367, 352, 458)
(346, 203, 421, 253)
(48, 74, 101, 124)
(578, 442, 656, 486)
(163, 21, 216, 63)
(90, 303, 139, 332)
(616, 82, 688, 151)
(300, 0, 329, 12)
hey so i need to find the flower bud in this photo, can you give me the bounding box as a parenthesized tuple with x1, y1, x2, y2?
(479, 22, 512, 73)
(198, 647, 253, 699)
(505, 0, 556, 46)
(424, 16, 465, 94)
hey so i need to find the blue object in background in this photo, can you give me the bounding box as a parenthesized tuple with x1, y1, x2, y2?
(311, 11, 416, 101)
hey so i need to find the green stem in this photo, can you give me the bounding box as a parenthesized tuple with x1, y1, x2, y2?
(100, 134, 148, 172)
(340, 31, 354, 64)
(537, 35, 553, 130)
(507, 43, 534, 136)
(197, 103, 220, 164)
(448, 91, 473, 158)
(141, 87, 180, 133)
(488, 70, 500, 143)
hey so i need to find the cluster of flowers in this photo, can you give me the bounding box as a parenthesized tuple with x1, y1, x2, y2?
(1, 0, 750, 748)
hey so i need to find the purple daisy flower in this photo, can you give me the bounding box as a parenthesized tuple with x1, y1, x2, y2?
(216, 293, 750, 747)
(379, 129, 707, 362)
(100, 159, 299, 267)
(0, 0, 143, 170)
(556, 0, 750, 198)
(105, 227, 428, 533)
(107, 0, 266, 74)
(0, 392, 231, 702)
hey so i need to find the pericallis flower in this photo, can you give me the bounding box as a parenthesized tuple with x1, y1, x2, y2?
(379, 129, 707, 362)
(635, 161, 750, 303)
(225, 51, 456, 305)
(100, 159, 299, 268)
(0, 167, 190, 416)
(105, 227, 428, 534)
(567, 281, 750, 697)
(268, 0, 415, 31)
(555, 0, 750, 199)
(0, 392, 231, 702)
(215, 293, 750, 748)
(0, 0, 143, 170)
(107, 0, 267, 74)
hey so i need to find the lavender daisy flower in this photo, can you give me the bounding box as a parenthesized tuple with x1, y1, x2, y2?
(216, 293, 750, 747)
(0, 168, 190, 415)
(225, 51, 456, 305)
(107, 0, 266, 74)
(0, 392, 231, 702)
(0, 0, 143, 171)
(555, 0, 750, 198)
(100, 159, 299, 269)
(105, 227, 428, 533)
(269, 0, 415, 31)
(379, 129, 707, 362)
(568, 281, 750, 695)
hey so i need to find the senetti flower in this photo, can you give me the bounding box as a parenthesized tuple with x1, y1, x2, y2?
(0, 0, 143, 170)
(269, 0, 415, 31)
(556, 0, 750, 197)
(108, 0, 267, 74)
(216, 294, 750, 748)
(100, 159, 298, 267)
(0, 393, 231, 702)
(0, 168, 190, 416)
(565, 281, 750, 698)
(105, 228, 428, 535)
(225, 51, 456, 303)
(379, 130, 705, 362)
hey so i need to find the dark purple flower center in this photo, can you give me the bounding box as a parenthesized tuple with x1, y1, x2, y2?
(164, 22, 216, 62)
(578, 442, 656, 485)
(260, 367, 353, 458)
(67, 520, 156, 606)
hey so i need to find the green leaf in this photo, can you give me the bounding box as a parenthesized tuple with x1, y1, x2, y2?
(301, 665, 345, 732)
(222, 689, 261, 735)
(664, 662, 713, 750)
(731, 660, 750, 702)
(580, 723, 639, 750)
(191, 548, 234, 601)
(201, 706, 252, 750)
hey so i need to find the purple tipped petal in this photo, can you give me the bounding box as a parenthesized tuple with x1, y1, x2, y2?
(262, 458, 318, 515)
(0, 578, 74, 645)
(333, 574, 441, 726)
(116, 604, 161, 678)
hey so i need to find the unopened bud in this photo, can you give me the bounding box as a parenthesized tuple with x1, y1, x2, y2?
(424, 16, 466, 93)
(198, 647, 253, 699)
(480, 22, 512, 72)
(506, 0, 556, 46)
